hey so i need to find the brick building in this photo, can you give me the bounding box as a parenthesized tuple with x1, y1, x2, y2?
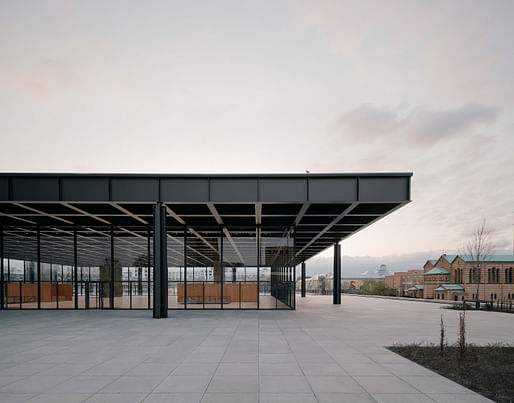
(384, 269, 424, 296)
(423, 254, 514, 302)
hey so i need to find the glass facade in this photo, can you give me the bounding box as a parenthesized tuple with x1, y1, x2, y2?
(164, 226, 295, 310)
(1, 223, 295, 310)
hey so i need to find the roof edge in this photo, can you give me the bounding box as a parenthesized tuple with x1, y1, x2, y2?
(0, 172, 414, 178)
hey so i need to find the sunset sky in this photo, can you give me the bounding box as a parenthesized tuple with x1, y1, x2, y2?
(1, 1, 513, 275)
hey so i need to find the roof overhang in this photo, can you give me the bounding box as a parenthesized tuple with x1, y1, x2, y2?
(0, 172, 412, 265)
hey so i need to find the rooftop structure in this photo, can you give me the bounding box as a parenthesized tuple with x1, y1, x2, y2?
(0, 172, 412, 317)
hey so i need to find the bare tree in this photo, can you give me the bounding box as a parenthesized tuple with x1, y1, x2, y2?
(439, 314, 446, 355)
(458, 311, 466, 359)
(464, 220, 493, 308)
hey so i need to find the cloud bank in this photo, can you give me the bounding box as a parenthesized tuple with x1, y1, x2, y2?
(340, 103, 499, 146)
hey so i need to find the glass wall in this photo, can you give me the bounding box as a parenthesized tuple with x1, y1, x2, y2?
(260, 227, 295, 309)
(4, 228, 38, 309)
(222, 227, 258, 309)
(167, 227, 185, 309)
(164, 225, 295, 310)
(0, 222, 294, 311)
(0, 225, 153, 310)
(186, 228, 222, 309)
(113, 226, 151, 309)
(77, 226, 112, 309)
(40, 227, 74, 309)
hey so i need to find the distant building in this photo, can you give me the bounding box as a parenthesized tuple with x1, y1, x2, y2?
(384, 269, 424, 296)
(423, 254, 514, 302)
(297, 274, 380, 294)
(376, 264, 392, 277)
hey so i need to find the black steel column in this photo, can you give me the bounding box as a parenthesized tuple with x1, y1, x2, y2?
(257, 226, 260, 310)
(0, 225, 4, 310)
(74, 226, 78, 309)
(147, 226, 151, 309)
(301, 262, 306, 298)
(220, 228, 224, 309)
(153, 203, 168, 318)
(184, 228, 187, 310)
(293, 226, 296, 309)
(333, 243, 341, 304)
(37, 225, 41, 309)
(110, 225, 114, 309)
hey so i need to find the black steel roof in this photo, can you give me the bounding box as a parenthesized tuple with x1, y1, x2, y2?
(0, 173, 412, 266)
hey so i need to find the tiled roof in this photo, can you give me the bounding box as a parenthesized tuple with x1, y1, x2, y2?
(425, 267, 451, 276)
(440, 254, 458, 263)
(458, 255, 514, 263)
(434, 284, 465, 291)
(434, 254, 514, 264)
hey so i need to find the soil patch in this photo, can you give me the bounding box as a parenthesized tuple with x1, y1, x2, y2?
(389, 344, 514, 403)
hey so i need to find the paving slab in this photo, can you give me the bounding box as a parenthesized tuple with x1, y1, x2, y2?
(153, 375, 212, 393)
(260, 375, 312, 393)
(201, 392, 258, 403)
(24, 393, 92, 403)
(143, 393, 203, 402)
(206, 374, 259, 393)
(85, 393, 147, 402)
(0, 295, 507, 402)
(316, 393, 376, 403)
(259, 393, 317, 403)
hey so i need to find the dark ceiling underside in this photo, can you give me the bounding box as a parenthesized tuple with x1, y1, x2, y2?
(0, 201, 403, 267)
(0, 173, 411, 268)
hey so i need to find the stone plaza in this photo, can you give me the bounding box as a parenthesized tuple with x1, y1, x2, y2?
(1, 294, 509, 402)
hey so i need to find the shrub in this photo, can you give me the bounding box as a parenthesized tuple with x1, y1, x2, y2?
(358, 279, 396, 296)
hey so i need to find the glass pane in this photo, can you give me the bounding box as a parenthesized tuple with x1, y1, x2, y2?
(113, 226, 150, 309)
(6, 258, 24, 309)
(186, 229, 221, 309)
(223, 227, 258, 309)
(40, 227, 74, 309)
(77, 226, 112, 309)
(167, 227, 184, 309)
(260, 227, 294, 310)
(9, 228, 38, 309)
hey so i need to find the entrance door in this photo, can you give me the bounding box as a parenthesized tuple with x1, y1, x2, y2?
(84, 281, 100, 309)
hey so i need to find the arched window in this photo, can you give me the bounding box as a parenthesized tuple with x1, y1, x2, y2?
(488, 269, 491, 283)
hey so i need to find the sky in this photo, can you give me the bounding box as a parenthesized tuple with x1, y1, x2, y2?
(1, 1, 513, 276)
